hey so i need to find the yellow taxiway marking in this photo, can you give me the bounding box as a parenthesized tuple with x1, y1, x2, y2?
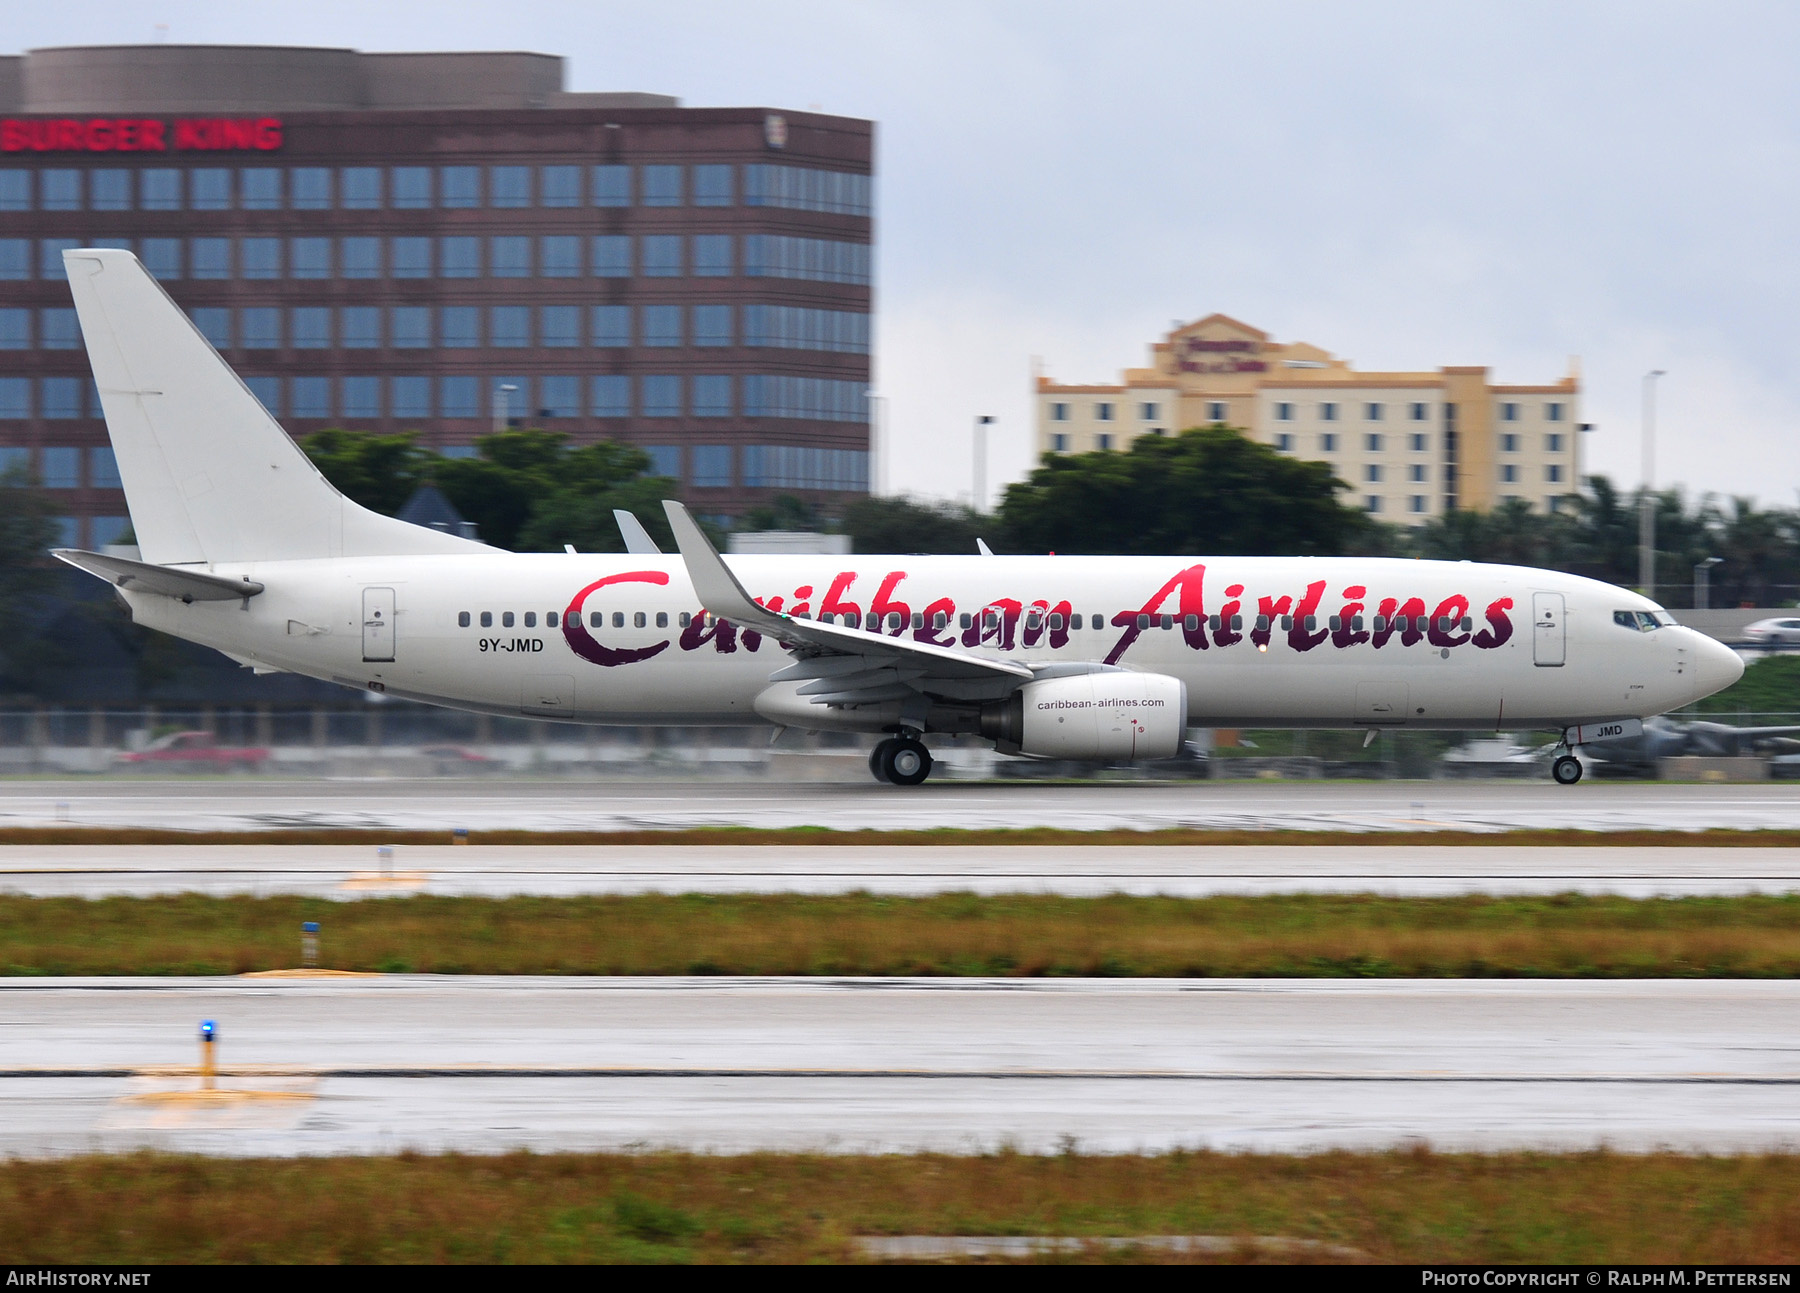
(340, 870, 429, 890)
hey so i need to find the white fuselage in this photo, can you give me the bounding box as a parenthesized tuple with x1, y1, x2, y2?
(123, 552, 1731, 733)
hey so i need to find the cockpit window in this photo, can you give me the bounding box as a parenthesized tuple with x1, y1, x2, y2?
(1614, 610, 1665, 632)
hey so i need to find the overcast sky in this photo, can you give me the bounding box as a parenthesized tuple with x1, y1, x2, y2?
(13, 1, 1800, 510)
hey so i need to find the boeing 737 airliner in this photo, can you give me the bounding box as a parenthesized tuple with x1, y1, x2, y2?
(50, 250, 1743, 785)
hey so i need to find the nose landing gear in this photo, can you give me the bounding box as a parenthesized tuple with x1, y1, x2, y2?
(869, 734, 933, 786)
(1551, 753, 1583, 785)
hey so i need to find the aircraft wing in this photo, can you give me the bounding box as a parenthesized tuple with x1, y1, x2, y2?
(52, 548, 263, 601)
(661, 502, 1032, 708)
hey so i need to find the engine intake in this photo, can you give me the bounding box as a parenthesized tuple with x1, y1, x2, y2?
(981, 672, 1187, 761)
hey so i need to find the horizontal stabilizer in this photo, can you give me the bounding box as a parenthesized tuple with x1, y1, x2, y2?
(52, 548, 263, 602)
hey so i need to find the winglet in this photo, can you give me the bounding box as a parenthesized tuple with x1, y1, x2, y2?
(976, 538, 995, 556)
(613, 509, 663, 555)
(661, 500, 786, 632)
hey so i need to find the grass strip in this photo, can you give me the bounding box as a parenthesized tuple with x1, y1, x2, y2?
(8, 891, 1800, 977)
(2, 826, 1800, 846)
(2, 1148, 1797, 1263)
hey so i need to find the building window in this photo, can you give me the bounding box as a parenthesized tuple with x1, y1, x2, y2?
(440, 306, 479, 349)
(1320, 433, 1338, 452)
(1096, 433, 1113, 450)
(91, 169, 131, 211)
(1365, 433, 1383, 452)
(391, 307, 431, 349)
(1410, 495, 1427, 513)
(0, 378, 28, 418)
(341, 167, 382, 209)
(241, 307, 280, 350)
(341, 307, 381, 349)
(1365, 495, 1382, 513)
(342, 237, 382, 279)
(692, 234, 733, 277)
(0, 171, 29, 211)
(41, 238, 80, 279)
(1275, 402, 1294, 421)
(642, 235, 683, 277)
(491, 236, 531, 278)
(1546, 464, 1564, 483)
(1141, 402, 1162, 420)
(1050, 403, 1069, 422)
(642, 445, 680, 478)
(490, 306, 531, 348)
(1501, 464, 1518, 483)
(242, 237, 281, 279)
(1501, 433, 1519, 452)
(1051, 433, 1068, 452)
(291, 167, 332, 210)
(490, 166, 532, 208)
(593, 305, 631, 348)
(191, 308, 231, 350)
(692, 375, 732, 417)
(41, 169, 81, 211)
(693, 304, 732, 347)
(1364, 402, 1384, 421)
(392, 376, 431, 419)
(593, 235, 632, 277)
(441, 166, 480, 208)
(1206, 401, 1226, 422)
(642, 164, 683, 207)
(1408, 463, 1427, 483)
(693, 164, 733, 206)
(392, 166, 431, 209)
(0, 308, 27, 349)
(642, 304, 683, 347)
(240, 169, 281, 210)
(1275, 433, 1293, 452)
(1410, 433, 1428, 452)
(39, 308, 79, 350)
(1546, 402, 1564, 422)
(0, 239, 31, 281)
(642, 375, 682, 417)
(291, 307, 331, 349)
(1361, 463, 1380, 483)
(142, 168, 182, 211)
(290, 237, 332, 279)
(42, 446, 81, 486)
(592, 375, 630, 418)
(1320, 402, 1338, 421)
(1410, 402, 1429, 421)
(90, 446, 121, 488)
(342, 376, 381, 419)
(1095, 402, 1114, 421)
(540, 305, 580, 348)
(291, 377, 331, 419)
(742, 234, 871, 284)
(691, 444, 732, 486)
(1501, 402, 1519, 421)
(744, 164, 873, 216)
(540, 375, 581, 418)
(442, 236, 481, 278)
(541, 165, 581, 208)
(190, 238, 231, 280)
(41, 379, 83, 419)
(393, 237, 431, 278)
(541, 235, 581, 278)
(440, 375, 480, 418)
(593, 164, 631, 207)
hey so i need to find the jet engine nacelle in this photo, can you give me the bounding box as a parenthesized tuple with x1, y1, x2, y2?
(981, 672, 1187, 761)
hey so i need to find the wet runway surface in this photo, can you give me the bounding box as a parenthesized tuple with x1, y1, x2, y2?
(2, 777, 1797, 834)
(3, 977, 1797, 1157)
(4, 843, 1799, 898)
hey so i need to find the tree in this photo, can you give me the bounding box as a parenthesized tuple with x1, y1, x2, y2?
(0, 463, 60, 697)
(998, 426, 1370, 555)
(841, 495, 994, 554)
(298, 429, 433, 516)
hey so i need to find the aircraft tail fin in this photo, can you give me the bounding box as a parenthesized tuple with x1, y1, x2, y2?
(62, 248, 489, 565)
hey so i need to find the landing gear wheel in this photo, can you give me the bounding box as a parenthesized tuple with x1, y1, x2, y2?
(883, 739, 933, 787)
(868, 739, 895, 783)
(1552, 754, 1583, 785)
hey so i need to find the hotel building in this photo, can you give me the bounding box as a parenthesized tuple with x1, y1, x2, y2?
(0, 44, 874, 545)
(1036, 314, 1581, 524)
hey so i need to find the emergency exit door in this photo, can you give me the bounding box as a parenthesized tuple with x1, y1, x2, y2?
(362, 587, 396, 663)
(1532, 591, 1564, 667)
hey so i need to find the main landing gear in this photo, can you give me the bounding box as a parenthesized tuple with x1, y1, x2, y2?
(1551, 754, 1584, 785)
(869, 734, 934, 786)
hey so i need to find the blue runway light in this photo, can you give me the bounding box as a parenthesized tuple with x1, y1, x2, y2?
(303, 922, 320, 933)
(199, 1019, 216, 1038)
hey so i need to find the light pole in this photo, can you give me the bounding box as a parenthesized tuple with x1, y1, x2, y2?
(973, 415, 995, 511)
(1694, 557, 1722, 611)
(1639, 370, 1664, 597)
(492, 383, 517, 435)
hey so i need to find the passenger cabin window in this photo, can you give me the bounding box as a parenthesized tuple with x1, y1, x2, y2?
(502, 612, 515, 628)
(458, 611, 470, 627)
(480, 612, 493, 628)
(524, 612, 537, 627)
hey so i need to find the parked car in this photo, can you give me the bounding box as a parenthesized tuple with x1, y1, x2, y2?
(117, 730, 270, 770)
(1744, 617, 1800, 646)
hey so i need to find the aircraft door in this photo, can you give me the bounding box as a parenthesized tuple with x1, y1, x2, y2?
(1532, 592, 1565, 667)
(362, 587, 396, 663)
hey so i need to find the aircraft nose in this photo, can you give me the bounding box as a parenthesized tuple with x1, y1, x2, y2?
(1690, 632, 1744, 703)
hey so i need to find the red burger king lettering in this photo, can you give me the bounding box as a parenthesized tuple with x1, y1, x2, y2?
(0, 117, 282, 152)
